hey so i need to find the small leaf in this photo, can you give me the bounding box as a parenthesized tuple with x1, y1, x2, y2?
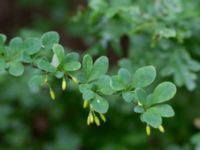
(9, 37, 23, 50)
(134, 106, 144, 113)
(153, 82, 176, 104)
(8, 37, 23, 56)
(52, 44, 64, 64)
(82, 54, 93, 79)
(158, 28, 176, 39)
(79, 84, 95, 100)
(41, 31, 59, 49)
(132, 66, 156, 88)
(51, 54, 60, 68)
(135, 88, 147, 105)
(142, 110, 162, 128)
(118, 68, 131, 87)
(0, 34, 6, 44)
(95, 75, 113, 95)
(23, 38, 42, 55)
(8, 62, 24, 76)
(37, 59, 56, 73)
(110, 75, 125, 91)
(0, 59, 5, 72)
(89, 56, 109, 82)
(122, 91, 135, 103)
(29, 75, 45, 92)
(191, 133, 200, 145)
(64, 61, 81, 71)
(91, 95, 109, 114)
(65, 52, 79, 62)
(149, 104, 175, 118)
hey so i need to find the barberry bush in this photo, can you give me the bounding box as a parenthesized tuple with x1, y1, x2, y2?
(0, 0, 200, 150)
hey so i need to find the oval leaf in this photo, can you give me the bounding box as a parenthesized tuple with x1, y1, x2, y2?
(153, 82, 176, 104)
(91, 96, 109, 114)
(89, 56, 109, 82)
(23, 38, 42, 55)
(132, 66, 156, 88)
(64, 61, 81, 72)
(149, 104, 175, 118)
(9, 62, 24, 76)
(41, 31, 59, 49)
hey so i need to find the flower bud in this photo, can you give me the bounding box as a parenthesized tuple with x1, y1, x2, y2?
(94, 116, 100, 126)
(62, 78, 67, 91)
(87, 115, 91, 125)
(100, 113, 106, 122)
(83, 100, 89, 109)
(50, 88, 56, 100)
(138, 101, 142, 106)
(71, 76, 79, 84)
(44, 76, 48, 85)
(158, 125, 165, 133)
(146, 124, 151, 136)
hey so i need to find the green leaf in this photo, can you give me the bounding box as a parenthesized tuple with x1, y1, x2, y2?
(21, 52, 32, 63)
(52, 44, 65, 64)
(29, 75, 45, 92)
(158, 28, 176, 39)
(8, 62, 24, 76)
(23, 38, 42, 55)
(110, 68, 131, 91)
(153, 82, 176, 104)
(51, 54, 60, 68)
(9, 37, 23, 49)
(134, 106, 145, 113)
(89, 0, 108, 11)
(89, 56, 109, 82)
(79, 84, 95, 100)
(0, 59, 5, 72)
(64, 61, 81, 72)
(82, 54, 93, 79)
(8, 37, 23, 57)
(142, 110, 162, 128)
(118, 68, 131, 87)
(41, 31, 59, 49)
(149, 104, 175, 118)
(37, 59, 56, 73)
(132, 66, 156, 88)
(91, 95, 109, 114)
(135, 88, 147, 105)
(110, 75, 124, 91)
(65, 52, 79, 62)
(0, 34, 6, 44)
(122, 91, 135, 103)
(95, 75, 113, 95)
(191, 133, 200, 145)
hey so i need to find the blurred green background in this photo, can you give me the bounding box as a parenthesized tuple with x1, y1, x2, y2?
(0, 0, 200, 150)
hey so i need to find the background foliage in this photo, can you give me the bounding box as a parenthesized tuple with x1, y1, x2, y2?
(0, 0, 200, 150)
